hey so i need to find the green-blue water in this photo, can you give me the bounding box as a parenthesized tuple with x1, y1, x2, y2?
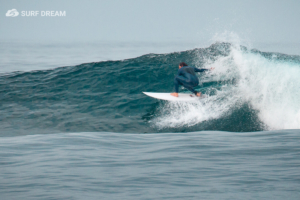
(1, 42, 300, 199)
(1, 131, 300, 200)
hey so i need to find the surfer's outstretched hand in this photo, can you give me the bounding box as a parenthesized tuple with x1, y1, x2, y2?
(171, 93, 178, 97)
(210, 67, 215, 70)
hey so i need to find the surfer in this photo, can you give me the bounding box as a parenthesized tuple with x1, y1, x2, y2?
(171, 62, 213, 97)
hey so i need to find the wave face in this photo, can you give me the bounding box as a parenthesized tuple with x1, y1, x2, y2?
(1, 42, 300, 135)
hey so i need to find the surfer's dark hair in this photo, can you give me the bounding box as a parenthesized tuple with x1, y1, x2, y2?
(179, 62, 188, 67)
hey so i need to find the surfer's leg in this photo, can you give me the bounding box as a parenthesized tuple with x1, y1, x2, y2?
(174, 76, 184, 93)
(181, 83, 198, 95)
(175, 76, 198, 95)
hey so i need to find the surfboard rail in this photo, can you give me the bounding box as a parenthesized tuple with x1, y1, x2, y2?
(143, 92, 204, 101)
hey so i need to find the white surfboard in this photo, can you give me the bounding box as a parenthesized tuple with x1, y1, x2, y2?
(143, 92, 206, 102)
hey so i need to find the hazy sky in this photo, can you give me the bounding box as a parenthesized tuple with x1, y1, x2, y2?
(1, 0, 300, 44)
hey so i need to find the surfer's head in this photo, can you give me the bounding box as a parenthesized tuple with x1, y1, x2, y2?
(179, 62, 188, 69)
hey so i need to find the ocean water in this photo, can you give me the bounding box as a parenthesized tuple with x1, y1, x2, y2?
(0, 40, 300, 199)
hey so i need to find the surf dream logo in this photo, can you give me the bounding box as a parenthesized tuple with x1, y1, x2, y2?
(6, 9, 19, 17)
(5, 9, 66, 17)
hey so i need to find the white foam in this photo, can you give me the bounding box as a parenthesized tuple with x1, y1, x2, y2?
(232, 48, 300, 129)
(154, 37, 300, 130)
(153, 88, 240, 129)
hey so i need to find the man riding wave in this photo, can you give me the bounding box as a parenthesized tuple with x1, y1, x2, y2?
(171, 62, 214, 97)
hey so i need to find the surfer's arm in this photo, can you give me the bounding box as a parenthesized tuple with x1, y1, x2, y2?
(193, 67, 209, 73)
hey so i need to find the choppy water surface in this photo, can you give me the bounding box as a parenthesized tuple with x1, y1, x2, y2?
(1, 130, 300, 200)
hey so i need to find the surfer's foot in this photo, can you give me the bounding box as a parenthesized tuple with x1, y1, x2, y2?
(171, 93, 178, 97)
(196, 92, 201, 97)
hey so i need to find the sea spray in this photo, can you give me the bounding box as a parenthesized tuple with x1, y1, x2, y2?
(153, 43, 300, 130)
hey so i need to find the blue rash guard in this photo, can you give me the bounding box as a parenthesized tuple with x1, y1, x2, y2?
(174, 66, 209, 95)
